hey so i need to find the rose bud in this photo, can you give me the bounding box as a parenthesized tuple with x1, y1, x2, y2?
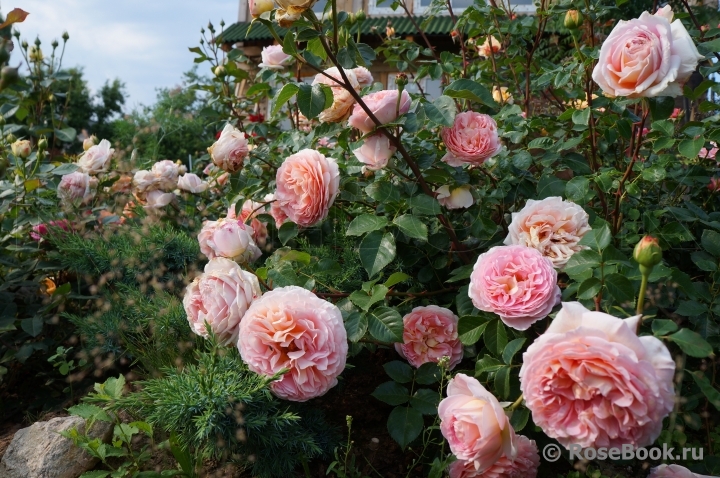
(633, 235, 662, 272)
(11, 139, 31, 159)
(564, 9, 583, 30)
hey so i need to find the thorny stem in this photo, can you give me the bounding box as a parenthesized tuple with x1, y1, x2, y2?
(612, 107, 649, 235)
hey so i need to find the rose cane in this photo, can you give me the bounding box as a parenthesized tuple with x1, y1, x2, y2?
(633, 235, 662, 315)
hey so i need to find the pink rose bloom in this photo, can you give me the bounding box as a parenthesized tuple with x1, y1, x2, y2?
(348, 90, 411, 133)
(144, 189, 175, 209)
(439, 373, 516, 472)
(183, 257, 262, 346)
(504, 197, 591, 269)
(30, 220, 71, 241)
(264, 193, 288, 228)
(313, 67, 373, 123)
(700, 142, 718, 160)
(448, 435, 540, 478)
(317, 137, 336, 148)
(237, 286, 348, 401)
(436, 185, 474, 209)
(670, 107, 682, 119)
(57, 171, 96, 205)
(132, 170, 160, 196)
(177, 173, 208, 193)
(441, 112, 502, 167)
(233, 200, 269, 248)
(198, 218, 262, 263)
(709, 177, 720, 192)
(77, 139, 114, 175)
(592, 6, 703, 98)
(352, 134, 396, 170)
(208, 124, 249, 173)
(258, 45, 293, 69)
(469, 245, 560, 330)
(151, 160, 180, 189)
(395, 306, 463, 370)
(648, 465, 715, 478)
(275, 149, 340, 227)
(519, 302, 675, 449)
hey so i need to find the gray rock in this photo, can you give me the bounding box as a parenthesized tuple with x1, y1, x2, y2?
(0, 415, 113, 478)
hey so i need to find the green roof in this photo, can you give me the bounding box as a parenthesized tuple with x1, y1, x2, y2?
(221, 15, 454, 43)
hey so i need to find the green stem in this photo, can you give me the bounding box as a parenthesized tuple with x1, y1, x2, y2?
(637, 269, 649, 316)
(508, 393, 524, 411)
(301, 456, 311, 478)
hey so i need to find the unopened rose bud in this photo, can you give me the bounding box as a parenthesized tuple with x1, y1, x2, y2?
(21, 40, 28, 50)
(214, 65, 226, 77)
(34, 37, 41, 47)
(355, 10, 366, 22)
(62, 31, 69, 41)
(38, 137, 48, 151)
(6, 133, 16, 143)
(633, 235, 662, 274)
(83, 135, 97, 151)
(11, 139, 31, 159)
(708, 177, 720, 192)
(564, 9, 583, 30)
(51, 39, 59, 49)
(395, 73, 408, 88)
(220, 19, 225, 27)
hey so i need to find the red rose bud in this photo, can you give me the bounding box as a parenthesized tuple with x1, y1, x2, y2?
(633, 235, 662, 274)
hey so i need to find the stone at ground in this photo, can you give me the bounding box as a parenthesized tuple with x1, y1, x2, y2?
(0, 415, 113, 478)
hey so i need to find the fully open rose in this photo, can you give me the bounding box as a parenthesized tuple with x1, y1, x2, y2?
(519, 302, 676, 449)
(237, 286, 348, 401)
(448, 435, 540, 478)
(258, 45, 292, 69)
(347, 89, 411, 133)
(395, 305, 463, 370)
(441, 112, 502, 167)
(198, 218, 262, 263)
(77, 138, 114, 175)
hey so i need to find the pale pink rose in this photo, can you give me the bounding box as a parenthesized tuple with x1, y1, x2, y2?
(11, 139, 31, 159)
(353, 67, 373, 88)
(394, 306, 463, 370)
(439, 373, 516, 472)
(469, 245, 560, 330)
(648, 465, 715, 478)
(237, 286, 348, 401)
(250, 0, 275, 17)
(234, 200, 269, 248)
(183, 257, 262, 346)
(477, 35, 502, 57)
(448, 435, 539, 478)
(275, 149, 340, 227)
(177, 173, 208, 193)
(353, 134, 396, 170)
(592, 6, 703, 98)
(208, 124, 249, 173)
(264, 193, 288, 228)
(258, 45, 293, 69)
(709, 177, 720, 192)
(144, 189, 175, 209)
(699, 142, 718, 160)
(348, 90, 411, 133)
(151, 160, 180, 189)
(198, 218, 262, 263)
(57, 171, 96, 205)
(436, 185, 474, 209)
(504, 197, 591, 269)
(317, 137, 336, 148)
(132, 170, 160, 195)
(30, 220, 71, 241)
(519, 301, 676, 449)
(77, 139, 114, 175)
(441, 112, 502, 167)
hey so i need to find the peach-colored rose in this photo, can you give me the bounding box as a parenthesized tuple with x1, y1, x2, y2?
(198, 218, 262, 263)
(151, 159, 180, 189)
(264, 193, 288, 228)
(491, 86, 513, 105)
(57, 171, 96, 205)
(439, 373, 516, 472)
(592, 6, 703, 98)
(519, 302, 676, 449)
(441, 112, 502, 167)
(231, 200, 269, 248)
(348, 90, 411, 133)
(448, 435, 540, 478)
(258, 45, 293, 69)
(353, 134, 396, 170)
(275, 149, 340, 227)
(237, 286, 348, 401)
(11, 139, 32, 159)
(320, 88, 357, 123)
(648, 465, 715, 478)
(208, 124, 249, 173)
(477, 35, 501, 57)
(250, 0, 275, 17)
(144, 189, 175, 209)
(436, 185, 474, 209)
(313, 67, 374, 123)
(183, 257, 262, 346)
(469, 245, 560, 330)
(110, 175, 133, 194)
(77, 139, 114, 175)
(504, 197, 591, 269)
(395, 306, 463, 370)
(177, 173, 208, 193)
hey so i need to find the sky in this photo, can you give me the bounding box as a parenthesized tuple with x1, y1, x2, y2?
(6, 0, 240, 109)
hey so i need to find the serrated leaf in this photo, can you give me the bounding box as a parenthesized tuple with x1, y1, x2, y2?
(577, 277, 602, 300)
(475, 355, 504, 376)
(408, 195, 441, 215)
(387, 406, 423, 449)
(483, 320, 507, 356)
(443, 79, 498, 107)
(347, 215, 388, 236)
(679, 137, 705, 158)
(344, 312, 368, 342)
(509, 407, 530, 432)
(385, 272, 410, 288)
(494, 366, 511, 399)
(667, 329, 713, 357)
(565, 176, 589, 202)
(384, 361, 414, 383)
(372, 381, 410, 406)
(271, 83, 300, 115)
(415, 362, 441, 385)
(502, 338, 526, 365)
(578, 225, 612, 251)
(572, 108, 590, 126)
(367, 306, 403, 342)
(410, 388, 440, 415)
(278, 222, 298, 245)
(348, 284, 388, 311)
(652, 319, 679, 336)
(702, 229, 720, 257)
(54, 127, 77, 143)
(68, 403, 112, 422)
(296, 83, 333, 120)
(675, 300, 708, 316)
(424, 95, 456, 126)
(52, 163, 79, 175)
(394, 215, 428, 241)
(690, 371, 720, 410)
(458, 315, 491, 346)
(604, 273, 635, 305)
(359, 231, 396, 278)
(21, 316, 43, 337)
(564, 250, 601, 278)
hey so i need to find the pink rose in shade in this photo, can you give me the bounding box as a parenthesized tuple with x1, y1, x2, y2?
(232, 200, 269, 248)
(177, 173, 208, 193)
(258, 45, 293, 69)
(439, 373, 517, 472)
(198, 218, 262, 263)
(57, 171, 96, 205)
(264, 193, 288, 228)
(648, 465, 716, 478)
(395, 306, 463, 370)
(591, 6, 703, 98)
(183, 257, 262, 346)
(441, 112, 502, 167)
(275, 149, 340, 227)
(208, 124, 249, 173)
(30, 220, 71, 241)
(700, 142, 718, 160)
(469, 245, 560, 330)
(144, 189, 175, 209)
(504, 197, 591, 269)
(448, 435, 540, 478)
(348, 90, 411, 133)
(709, 177, 720, 192)
(237, 286, 348, 402)
(151, 160, 180, 189)
(77, 139, 114, 175)
(519, 302, 675, 450)
(352, 134, 396, 170)
(436, 185, 474, 210)
(132, 170, 160, 196)
(353, 67, 373, 88)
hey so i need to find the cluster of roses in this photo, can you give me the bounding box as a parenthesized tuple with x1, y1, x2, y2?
(56, 138, 114, 205)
